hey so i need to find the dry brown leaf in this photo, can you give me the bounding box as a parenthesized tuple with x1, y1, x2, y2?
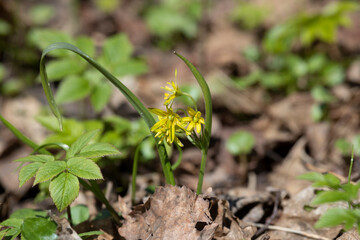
(118, 185, 256, 240)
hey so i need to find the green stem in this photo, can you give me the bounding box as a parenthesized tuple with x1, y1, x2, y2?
(67, 206, 73, 227)
(80, 179, 122, 226)
(0, 114, 49, 154)
(196, 148, 207, 194)
(348, 147, 354, 184)
(171, 143, 183, 171)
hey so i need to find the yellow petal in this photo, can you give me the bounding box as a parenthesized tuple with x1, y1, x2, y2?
(187, 107, 196, 116)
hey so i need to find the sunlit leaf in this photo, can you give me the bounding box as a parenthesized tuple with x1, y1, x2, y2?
(21, 218, 57, 240)
(67, 157, 103, 180)
(67, 129, 100, 158)
(34, 161, 67, 185)
(226, 131, 255, 156)
(77, 142, 120, 158)
(55, 75, 92, 103)
(50, 172, 79, 212)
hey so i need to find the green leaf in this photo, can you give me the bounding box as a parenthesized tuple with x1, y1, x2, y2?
(297, 172, 325, 182)
(0, 20, 11, 36)
(311, 191, 350, 205)
(111, 60, 148, 77)
(15, 155, 54, 163)
(77, 143, 120, 158)
(28, 29, 73, 57)
(0, 218, 23, 228)
(55, 75, 92, 103)
(311, 86, 335, 103)
(226, 131, 255, 156)
(21, 218, 57, 240)
(50, 172, 79, 212)
(46, 58, 85, 81)
(10, 209, 47, 220)
(19, 162, 43, 187)
(67, 129, 100, 158)
(323, 173, 341, 188)
(61, 205, 90, 225)
(67, 157, 103, 179)
(103, 34, 133, 64)
(34, 161, 67, 185)
(75, 36, 95, 58)
(90, 82, 112, 112)
(315, 208, 355, 230)
(335, 138, 351, 155)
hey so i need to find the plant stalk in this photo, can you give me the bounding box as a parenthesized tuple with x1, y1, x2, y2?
(196, 148, 208, 194)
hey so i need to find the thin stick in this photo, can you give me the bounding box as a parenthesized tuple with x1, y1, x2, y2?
(67, 206, 73, 227)
(251, 223, 331, 240)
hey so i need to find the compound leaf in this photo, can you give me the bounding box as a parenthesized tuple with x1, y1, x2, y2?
(67, 129, 99, 158)
(50, 172, 79, 212)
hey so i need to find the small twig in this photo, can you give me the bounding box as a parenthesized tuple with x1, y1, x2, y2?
(250, 223, 331, 240)
(252, 191, 281, 239)
(67, 206, 73, 227)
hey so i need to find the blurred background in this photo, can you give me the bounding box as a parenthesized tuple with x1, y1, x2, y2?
(0, 0, 360, 218)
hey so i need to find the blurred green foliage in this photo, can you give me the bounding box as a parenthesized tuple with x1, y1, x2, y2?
(226, 131, 255, 156)
(263, 1, 359, 53)
(28, 30, 148, 112)
(230, 1, 269, 30)
(144, 0, 203, 49)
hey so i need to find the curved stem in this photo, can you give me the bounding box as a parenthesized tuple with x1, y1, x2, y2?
(181, 92, 198, 111)
(171, 143, 183, 171)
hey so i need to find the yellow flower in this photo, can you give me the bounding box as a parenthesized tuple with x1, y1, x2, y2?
(149, 107, 188, 146)
(162, 69, 182, 106)
(182, 107, 205, 134)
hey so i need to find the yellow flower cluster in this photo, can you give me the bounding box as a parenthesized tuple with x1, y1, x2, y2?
(149, 70, 205, 147)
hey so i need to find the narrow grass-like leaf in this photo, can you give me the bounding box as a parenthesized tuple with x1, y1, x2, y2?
(311, 191, 350, 205)
(5, 228, 21, 240)
(50, 172, 79, 212)
(15, 155, 54, 163)
(174, 52, 212, 148)
(315, 208, 355, 230)
(0, 114, 49, 154)
(34, 161, 67, 185)
(40, 42, 174, 184)
(78, 231, 104, 238)
(77, 142, 120, 158)
(21, 217, 57, 240)
(67, 157, 103, 179)
(67, 129, 99, 158)
(175, 52, 212, 194)
(19, 162, 43, 187)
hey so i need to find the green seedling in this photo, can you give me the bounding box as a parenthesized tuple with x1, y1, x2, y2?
(226, 131, 255, 180)
(298, 150, 360, 233)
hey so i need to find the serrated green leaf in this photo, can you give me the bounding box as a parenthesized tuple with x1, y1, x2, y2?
(67, 129, 100, 158)
(323, 173, 341, 188)
(75, 36, 95, 58)
(21, 217, 57, 240)
(50, 172, 79, 212)
(315, 208, 355, 229)
(77, 143, 120, 158)
(67, 157, 103, 180)
(34, 161, 67, 185)
(15, 155, 54, 163)
(342, 183, 360, 200)
(19, 162, 43, 187)
(311, 191, 350, 205)
(55, 75, 92, 103)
